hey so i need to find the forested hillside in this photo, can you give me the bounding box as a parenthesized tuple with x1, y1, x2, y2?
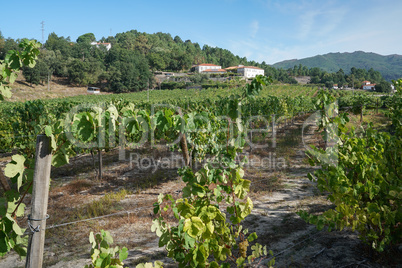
(272, 51, 402, 81)
(0, 30, 297, 92)
(282, 64, 392, 92)
(0, 30, 396, 93)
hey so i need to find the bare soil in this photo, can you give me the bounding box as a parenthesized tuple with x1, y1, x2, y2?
(0, 116, 400, 268)
(293, 76, 311, 85)
(9, 74, 110, 102)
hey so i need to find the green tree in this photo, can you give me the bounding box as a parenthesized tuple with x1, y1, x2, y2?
(115, 31, 137, 50)
(0, 39, 40, 100)
(173, 35, 183, 44)
(310, 67, 321, 77)
(0, 31, 5, 60)
(68, 59, 88, 85)
(44, 32, 72, 58)
(22, 60, 48, 86)
(375, 80, 392, 93)
(147, 52, 166, 71)
(77, 33, 96, 44)
(134, 34, 151, 54)
(67, 58, 103, 86)
(107, 48, 151, 92)
(347, 74, 356, 88)
(325, 80, 334, 89)
(72, 42, 93, 60)
(40, 49, 66, 77)
(0, 38, 19, 61)
(368, 68, 383, 83)
(189, 73, 209, 84)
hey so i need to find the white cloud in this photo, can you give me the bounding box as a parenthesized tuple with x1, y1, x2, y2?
(250, 20, 259, 38)
(297, 10, 319, 40)
(295, 3, 348, 41)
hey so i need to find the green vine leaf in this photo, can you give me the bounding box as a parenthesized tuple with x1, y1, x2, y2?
(4, 154, 26, 190)
(183, 216, 205, 238)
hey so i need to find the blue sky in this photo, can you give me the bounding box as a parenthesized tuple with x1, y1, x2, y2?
(1, 0, 401, 64)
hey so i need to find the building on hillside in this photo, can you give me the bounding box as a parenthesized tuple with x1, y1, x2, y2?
(225, 66, 240, 72)
(362, 81, 371, 86)
(201, 69, 227, 74)
(194, 64, 222, 73)
(236, 65, 264, 78)
(90, 42, 112, 51)
(226, 65, 265, 78)
(363, 83, 376, 90)
(333, 84, 339, 89)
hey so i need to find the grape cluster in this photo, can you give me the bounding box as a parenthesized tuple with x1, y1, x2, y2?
(238, 240, 249, 258)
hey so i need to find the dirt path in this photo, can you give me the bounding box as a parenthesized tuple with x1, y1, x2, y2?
(0, 116, 400, 267)
(241, 120, 364, 267)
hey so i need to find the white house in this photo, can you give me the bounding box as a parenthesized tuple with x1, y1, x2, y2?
(236, 65, 264, 78)
(90, 42, 112, 51)
(226, 65, 265, 78)
(363, 84, 376, 90)
(194, 64, 222, 73)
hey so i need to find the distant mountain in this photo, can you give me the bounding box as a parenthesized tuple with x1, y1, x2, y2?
(272, 51, 402, 81)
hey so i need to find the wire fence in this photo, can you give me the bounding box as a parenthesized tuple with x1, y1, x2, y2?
(45, 204, 155, 230)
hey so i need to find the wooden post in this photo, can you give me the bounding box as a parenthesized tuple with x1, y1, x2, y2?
(98, 148, 102, 181)
(26, 135, 52, 268)
(180, 133, 190, 167)
(360, 105, 363, 122)
(178, 108, 190, 167)
(272, 114, 276, 148)
(47, 72, 50, 91)
(250, 121, 253, 146)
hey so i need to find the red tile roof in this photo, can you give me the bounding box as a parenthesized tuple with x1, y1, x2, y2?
(225, 66, 239, 70)
(202, 69, 227, 72)
(197, 63, 221, 66)
(238, 66, 263, 70)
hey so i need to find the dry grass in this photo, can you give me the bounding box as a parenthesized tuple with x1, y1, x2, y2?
(247, 171, 285, 195)
(76, 189, 130, 219)
(9, 74, 110, 102)
(52, 178, 94, 195)
(345, 109, 391, 132)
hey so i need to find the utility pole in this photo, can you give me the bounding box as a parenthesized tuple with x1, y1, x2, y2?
(41, 21, 45, 47)
(47, 71, 50, 91)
